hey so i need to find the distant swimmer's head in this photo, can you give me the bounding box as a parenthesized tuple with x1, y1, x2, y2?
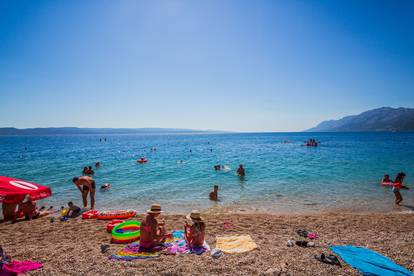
(395, 172, 406, 183)
(72, 177, 79, 183)
(68, 201, 73, 207)
(214, 185, 219, 191)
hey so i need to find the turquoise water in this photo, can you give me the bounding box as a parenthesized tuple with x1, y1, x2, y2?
(1, 132, 414, 214)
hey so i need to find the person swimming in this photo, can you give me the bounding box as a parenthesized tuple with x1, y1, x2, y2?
(100, 183, 112, 191)
(237, 164, 245, 177)
(95, 162, 101, 168)
(214, 165, 221, 171)
(382, 174, 393, 185)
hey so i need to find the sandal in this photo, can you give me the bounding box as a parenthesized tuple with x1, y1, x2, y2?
(315, 253, 341, 267)
(297, 229, 309, 237)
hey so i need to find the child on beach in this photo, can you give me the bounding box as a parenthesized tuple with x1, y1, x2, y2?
(393, 172, 409, 205)
(139, 204, 168, 250)
(209, 185, 219, 201)
(184, 210, 206, 247)
(67, 201, 81, 218)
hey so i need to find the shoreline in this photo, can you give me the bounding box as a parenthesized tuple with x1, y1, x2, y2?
(1, 211, 414, 275)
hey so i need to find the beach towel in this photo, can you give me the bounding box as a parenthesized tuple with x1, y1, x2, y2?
(110, 230, 209, 261)
(0, 260, 43, 276)
(165, 230, 210, 255)
(330, 245, 414, 276)
(215, 235, 258, 254)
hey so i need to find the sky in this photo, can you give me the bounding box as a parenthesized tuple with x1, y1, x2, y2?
(0, 0, 413, 132)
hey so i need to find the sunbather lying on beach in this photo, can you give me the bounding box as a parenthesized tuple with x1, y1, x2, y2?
(15, 195, 51, 221)
(184, 210, 206, 247)
(139, 204, 168, 250)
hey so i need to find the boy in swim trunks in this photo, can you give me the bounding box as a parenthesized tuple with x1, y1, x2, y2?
(209, 185, 219, 201)
(72, 176, 96, 209)
(67, 201, 81, 218)
(139, 204, 168, 250)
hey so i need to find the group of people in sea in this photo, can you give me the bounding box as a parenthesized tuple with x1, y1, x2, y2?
(305, 138, 318, 147)
(140, 204, 205, 249)
(382, 172, 409, 205)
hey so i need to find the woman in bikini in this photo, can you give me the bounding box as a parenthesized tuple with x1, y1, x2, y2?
(72, 176, 96, 209)
(393, 172, 409, 205)
(184, 210, 206, 247)
(139, 204, 167, 250)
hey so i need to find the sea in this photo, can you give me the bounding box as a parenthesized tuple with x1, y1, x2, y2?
(1, 132, 414, 214)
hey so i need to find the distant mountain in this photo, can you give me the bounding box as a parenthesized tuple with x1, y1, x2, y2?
(307, 107, 414, 132)
(0, 127, 216, 136)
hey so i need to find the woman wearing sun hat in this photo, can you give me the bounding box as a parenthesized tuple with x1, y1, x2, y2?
(184, 210, 206, 247)
(139, 203, 167, 250)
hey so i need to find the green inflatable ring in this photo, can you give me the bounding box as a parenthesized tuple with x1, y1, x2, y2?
(111, 220, 141, 244)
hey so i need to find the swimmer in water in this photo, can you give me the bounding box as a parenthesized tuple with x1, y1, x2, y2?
(382, 174, 392, 185)
(95, 162, 101, 168)
(214, 165, 221, 171)
(392, 172, 409, 205)
(100, 183, 111, 191)
(237, 164, 245, 177)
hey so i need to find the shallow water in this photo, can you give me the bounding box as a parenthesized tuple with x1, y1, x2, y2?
(1, 132, 413, 214)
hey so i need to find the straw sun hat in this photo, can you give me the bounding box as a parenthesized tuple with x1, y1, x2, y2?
(186, 210, 204, 223)
(147, 203, 163, 214)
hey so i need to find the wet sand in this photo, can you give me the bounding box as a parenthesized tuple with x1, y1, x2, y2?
(1, 212, 414, 275)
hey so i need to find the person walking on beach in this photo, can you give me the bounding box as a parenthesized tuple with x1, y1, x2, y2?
(72, 176, 96, 209)
(392, 172, 409, 205)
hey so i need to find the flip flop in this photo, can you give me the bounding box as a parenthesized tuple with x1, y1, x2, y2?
(297, 229, 309, 237)
(101, 244, 110, 253)
(314, 253, 341, 267)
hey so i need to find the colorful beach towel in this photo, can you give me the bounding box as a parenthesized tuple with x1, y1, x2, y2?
(0, 260, 43, 276)
(165, 230, 210, 255)
(330, 245, 414, 276)
(110, 230, 209, 261)
(215, 235, 258, 253)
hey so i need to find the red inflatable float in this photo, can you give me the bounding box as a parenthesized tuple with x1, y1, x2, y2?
(137, 158, 148, 164)
(106, 219, 125, 233)
(82, 210, 99, 219)
(97, 210, 137, 220)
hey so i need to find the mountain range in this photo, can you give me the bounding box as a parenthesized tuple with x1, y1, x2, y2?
(307, 107, 414, 132)
(0, 127, 212, 135)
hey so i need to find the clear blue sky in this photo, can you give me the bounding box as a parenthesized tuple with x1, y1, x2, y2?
(1, 0, 413, 131)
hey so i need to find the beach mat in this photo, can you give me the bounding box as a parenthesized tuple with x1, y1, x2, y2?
(215, 235, 258, 253)
(110, 230, 209, 261)
(330, 245, 414, 276)
(0, 260, 43, 276)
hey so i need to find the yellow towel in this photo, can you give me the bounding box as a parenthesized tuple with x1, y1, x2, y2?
(215, 235, 258, 253)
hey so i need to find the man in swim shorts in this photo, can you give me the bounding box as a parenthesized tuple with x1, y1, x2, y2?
(72, 176, 96, 209)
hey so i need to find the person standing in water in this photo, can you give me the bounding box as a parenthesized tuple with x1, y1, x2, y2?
(237, 164, 245, 177)
(72, 176, 96, 209)
(209, 185, 219, 201)
(392, 172, 409, 205)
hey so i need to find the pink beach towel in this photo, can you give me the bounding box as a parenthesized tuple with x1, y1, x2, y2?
(1, 260, 43, 276)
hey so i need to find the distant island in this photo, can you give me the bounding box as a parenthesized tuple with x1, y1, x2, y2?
(307, 107, 414, 132)
(0, 127, 217, 136)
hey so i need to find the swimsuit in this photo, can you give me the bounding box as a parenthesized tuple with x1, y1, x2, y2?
(82, 180, 96, 191)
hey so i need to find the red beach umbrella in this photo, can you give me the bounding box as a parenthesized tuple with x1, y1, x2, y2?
(0, 176, 52, 204)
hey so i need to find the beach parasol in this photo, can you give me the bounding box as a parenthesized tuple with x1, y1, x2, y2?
(0, 176, 52, 204)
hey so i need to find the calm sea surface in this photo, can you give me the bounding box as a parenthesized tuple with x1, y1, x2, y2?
(1, 132, 414, 214)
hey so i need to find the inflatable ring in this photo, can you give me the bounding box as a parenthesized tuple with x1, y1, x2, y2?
(112, 221, 141, 244)
(382, 181, 394, 186)
(97, 210, 136, 220)
(106, 219, 125, 233)
(82, 210, 99, 219)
